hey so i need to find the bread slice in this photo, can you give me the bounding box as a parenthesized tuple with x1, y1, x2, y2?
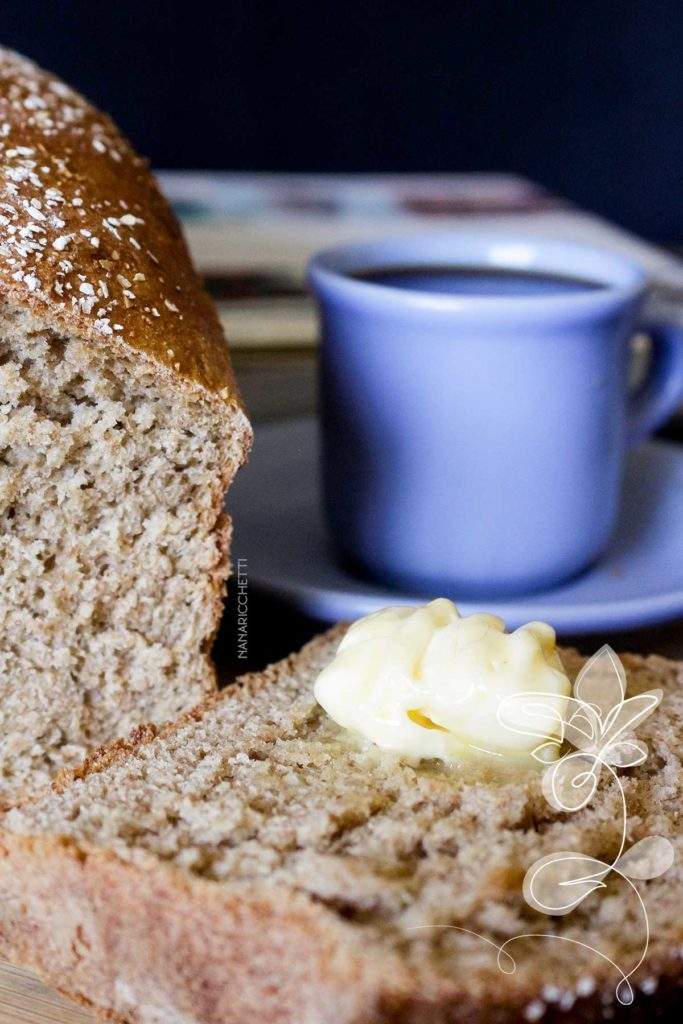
(0, 628, 681, 1024)
(0, 48, 251, 804)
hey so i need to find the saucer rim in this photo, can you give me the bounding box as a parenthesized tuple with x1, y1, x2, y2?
(229, 418, 683, 635)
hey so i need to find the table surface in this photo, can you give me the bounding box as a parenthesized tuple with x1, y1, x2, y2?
(1, 346, 682, 1024)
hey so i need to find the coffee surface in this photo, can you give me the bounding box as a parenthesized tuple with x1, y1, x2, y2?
(351, 265, 606, 297)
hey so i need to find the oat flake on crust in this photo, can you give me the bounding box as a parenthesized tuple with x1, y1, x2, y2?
(0, 47, 237, 399)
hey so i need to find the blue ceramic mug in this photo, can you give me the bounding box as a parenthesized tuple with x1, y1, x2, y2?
(308, 232, 683, 597)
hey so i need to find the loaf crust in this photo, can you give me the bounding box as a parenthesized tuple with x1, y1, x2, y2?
(1, 829, 680, 1024)
(0, 47, 241, 403)
(0, 834, 385, 1024)
(1, 629, 682, 1024)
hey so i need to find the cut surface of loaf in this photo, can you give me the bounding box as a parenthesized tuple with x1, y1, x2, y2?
(0, 48, 251, 804)
(1, 628, 681, 1024)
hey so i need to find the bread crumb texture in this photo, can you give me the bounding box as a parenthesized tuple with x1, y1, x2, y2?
(3, 631, 682, 1021)
(0, 46, 251, 807)
(0, 302, 246, 805)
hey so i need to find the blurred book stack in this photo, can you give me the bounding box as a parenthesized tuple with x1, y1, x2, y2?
(158, 173, 563, 349)
(157, 172, 683, 430)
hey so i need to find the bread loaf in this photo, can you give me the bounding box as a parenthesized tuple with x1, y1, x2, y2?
(0, 48, 251, 804)
(1, 628, 681, 1024)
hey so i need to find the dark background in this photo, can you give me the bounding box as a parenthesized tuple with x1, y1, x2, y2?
(2, 1, 681, 242)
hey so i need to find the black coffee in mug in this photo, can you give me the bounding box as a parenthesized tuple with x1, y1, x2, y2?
(310, 232, 683, 597)
(351, 265, 606, 297)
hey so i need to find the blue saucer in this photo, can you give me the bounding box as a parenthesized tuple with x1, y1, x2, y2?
(227, 418, 683, 634)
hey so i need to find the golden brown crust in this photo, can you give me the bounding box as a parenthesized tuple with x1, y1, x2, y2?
(0, 790, 680, 1024)
(0, 832, 385, 1024)
(0, 47, 240, 402)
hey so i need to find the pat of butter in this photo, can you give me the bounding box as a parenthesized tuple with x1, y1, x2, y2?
(314, 599, 570, 763)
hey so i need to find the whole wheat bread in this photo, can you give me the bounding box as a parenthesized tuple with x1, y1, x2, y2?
(0, 627, 681, 1024)
(0, 48, 251, 805)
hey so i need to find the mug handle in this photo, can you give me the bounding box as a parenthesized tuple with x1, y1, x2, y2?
(626, 315, 683, 447)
